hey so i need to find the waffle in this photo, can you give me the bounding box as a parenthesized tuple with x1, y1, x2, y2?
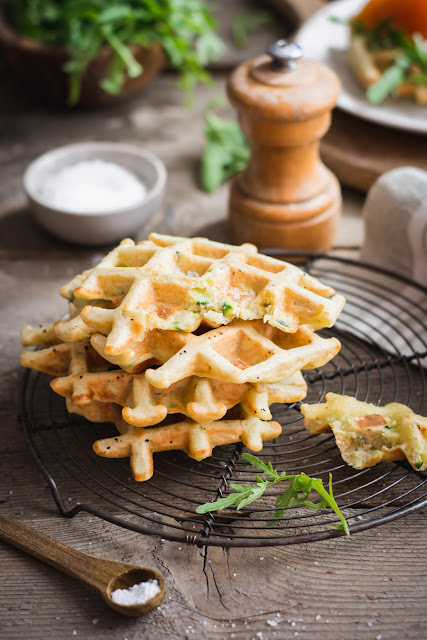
(89, 320, 340, 384)
(301, 393, 427, 471)
(21, 341, 107, 377)
(21, 341, 307, 426)
(22, 301, 95, 346)
(89, 407, 282, 482)
(90, 328, 191, 373)
(54, 370, 306, 426)
(21, 323, 62, 348)
(144, 321, 340, 387)
(59, 233, 344, 355)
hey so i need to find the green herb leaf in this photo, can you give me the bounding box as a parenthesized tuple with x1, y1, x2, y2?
(366, 55, 411, 104)
(5, 0, 226, 106)
(331, 16, 427, 104)
(200, 103, 249, 193)
(196, 454, 350, 534)
(222, 302, 233, 315)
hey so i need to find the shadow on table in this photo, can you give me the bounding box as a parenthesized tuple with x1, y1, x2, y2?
(194, 219, 231, 244)
(0, 205, 70, 251)
(0, 205, 113, 253)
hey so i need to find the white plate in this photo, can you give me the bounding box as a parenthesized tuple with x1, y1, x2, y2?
(296, 0, 427, 134)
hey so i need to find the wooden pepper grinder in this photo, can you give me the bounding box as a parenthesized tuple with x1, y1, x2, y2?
(227, 40, 342, 251)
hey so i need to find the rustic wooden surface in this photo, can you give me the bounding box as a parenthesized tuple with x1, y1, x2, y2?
(1, 2, 426, 639)
(321, 109, 427, 192)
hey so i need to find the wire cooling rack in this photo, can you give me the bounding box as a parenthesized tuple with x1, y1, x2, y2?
(19, 253, 427, 547)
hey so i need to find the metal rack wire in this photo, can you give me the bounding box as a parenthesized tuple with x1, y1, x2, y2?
(19, 253, 427, 547)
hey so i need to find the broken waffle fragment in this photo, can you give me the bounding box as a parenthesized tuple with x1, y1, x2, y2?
(301, 393, 427, 470)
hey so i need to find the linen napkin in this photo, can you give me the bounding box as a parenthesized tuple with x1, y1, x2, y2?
(347, 167, 427, 363)
(361, 166, 427, 287)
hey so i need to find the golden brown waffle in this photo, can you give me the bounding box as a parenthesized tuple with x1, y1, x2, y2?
(21, 341, 107, 377)
(89, 321, 340, 382)
(90, 408, 282, 482)
(21, 323, 62, 348)
(21, 341, 307, 426)
(301, 393, 427, 471)
(59, 233, 344, 355)
(90, 328, 191, 373)
(144, 321, 341, 387)
(53, 370, 306, 426)
(22, 302, 95, 346)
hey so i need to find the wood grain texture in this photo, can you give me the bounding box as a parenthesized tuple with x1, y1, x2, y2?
(321, 109, 427, 192)
(0, 2, 423, 638)
(1, 513, 426, 639)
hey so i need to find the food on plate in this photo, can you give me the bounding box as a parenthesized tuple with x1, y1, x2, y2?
(21, 234, 344, 481)
(355, 0, 427, 38)
(301, 392, 427, 471)
(347, 0, 427, 104)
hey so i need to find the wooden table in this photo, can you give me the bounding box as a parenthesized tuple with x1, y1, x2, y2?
(1, 13, 426, 640)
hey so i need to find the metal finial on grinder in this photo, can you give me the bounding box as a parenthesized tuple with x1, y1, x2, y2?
(266, 40, 302, 72)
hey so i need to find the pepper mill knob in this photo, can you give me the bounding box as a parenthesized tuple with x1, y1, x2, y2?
(227, 40, 342, 251)
(266, 39, 302, 71)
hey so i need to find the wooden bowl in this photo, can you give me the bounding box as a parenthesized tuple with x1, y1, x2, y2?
(0, 15, 165, 107)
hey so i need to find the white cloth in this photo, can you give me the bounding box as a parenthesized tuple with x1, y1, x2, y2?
(350, 167, 427, 364)
(361, 166, 427, 287)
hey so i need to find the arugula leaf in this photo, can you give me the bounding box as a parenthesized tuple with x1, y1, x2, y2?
(366, 54, 411, 104)
(200, 103, 249, 193)
(196, 453, 350, 535)
(5, 0, 226, 106)
(332, 15, 427, 105)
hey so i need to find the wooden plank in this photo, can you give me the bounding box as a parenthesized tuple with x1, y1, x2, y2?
(1, 5, 422, 637)
(1, 512, 426, 639)
(321, 109, 427, 192)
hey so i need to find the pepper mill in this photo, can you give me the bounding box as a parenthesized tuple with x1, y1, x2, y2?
(227, 40, 342, 251)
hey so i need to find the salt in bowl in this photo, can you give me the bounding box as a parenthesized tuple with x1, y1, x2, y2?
(23, 142, 167, 245)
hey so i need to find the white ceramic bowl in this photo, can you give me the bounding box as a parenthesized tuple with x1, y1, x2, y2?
(23, 142, 167, 245)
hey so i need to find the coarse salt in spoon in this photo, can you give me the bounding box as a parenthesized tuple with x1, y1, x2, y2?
(0, 515, 166, 617)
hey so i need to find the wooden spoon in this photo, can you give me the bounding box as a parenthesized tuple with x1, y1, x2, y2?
(0, 515, 166, 617)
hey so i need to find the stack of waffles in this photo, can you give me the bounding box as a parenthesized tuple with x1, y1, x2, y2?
(21, 234, 345, 481)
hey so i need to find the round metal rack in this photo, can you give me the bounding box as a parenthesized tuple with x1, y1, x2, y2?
(19, 253, 427, 547)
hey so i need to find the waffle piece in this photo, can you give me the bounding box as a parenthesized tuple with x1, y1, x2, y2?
(60, 233, 344, 355)
(54, 301, 102, 343)
(90, 328, 192, 373)
(144, 321, 340, 387)
(54, 369, 306, 426)
(20, 341, 107, 377)
(21, 340, 306, 425)
(301, 393, 427, 471)
(66, 398, 120, 424)
(21, 323, 62, 347)
(21, 301, 95, 346)
(60, 270, 91, 301)
(92, 411, 282, 481)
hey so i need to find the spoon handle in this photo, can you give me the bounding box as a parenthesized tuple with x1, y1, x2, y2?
(0, 515, 131, 591)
